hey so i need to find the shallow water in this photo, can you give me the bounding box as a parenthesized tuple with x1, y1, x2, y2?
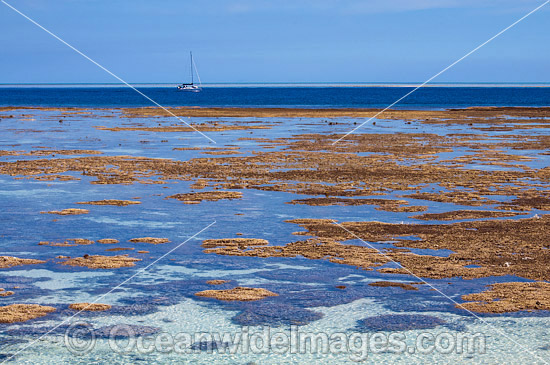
(0, 108, 549, 364)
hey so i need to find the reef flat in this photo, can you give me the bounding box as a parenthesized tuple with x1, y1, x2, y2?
(1, 106, 549, 362)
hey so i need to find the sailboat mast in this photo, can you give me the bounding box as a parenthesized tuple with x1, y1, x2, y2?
(177, 51, 200, 91)
(190, 51, 194, 85)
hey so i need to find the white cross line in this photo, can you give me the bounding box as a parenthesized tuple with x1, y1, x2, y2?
(1, 221, 216, 363)
(333, 0, 549, 145)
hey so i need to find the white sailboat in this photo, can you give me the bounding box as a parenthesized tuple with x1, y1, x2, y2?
(177, 52, 202, 92)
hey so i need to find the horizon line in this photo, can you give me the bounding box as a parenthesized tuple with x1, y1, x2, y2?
(2, 82, 550, 88)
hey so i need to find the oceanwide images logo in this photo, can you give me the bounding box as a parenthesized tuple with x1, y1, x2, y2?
(65, 323, 486, 361)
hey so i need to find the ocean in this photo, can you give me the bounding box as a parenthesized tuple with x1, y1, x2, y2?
(1, 86, 550, 363)
(0, 85, 549, 108)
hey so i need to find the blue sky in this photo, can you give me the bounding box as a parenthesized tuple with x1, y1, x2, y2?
(1, 0, 549, 83)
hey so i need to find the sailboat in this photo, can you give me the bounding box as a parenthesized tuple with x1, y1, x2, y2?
(177, 52, 202, 92)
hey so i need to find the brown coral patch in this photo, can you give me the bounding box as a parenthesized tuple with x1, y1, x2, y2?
(411, 210, 527, 221)
(41, 208, 89, 215)
(0, 256, 46, 269)
(0, 289, 14, 297)
(173, 146, 241, 152)
(195, 287, 278, 301)
(0, 150, 22, 156)
(288, 197, 424, 212)
(34, 174, 80, 181)
(206, 280, 230, 285)
(0, 149, 101, 157)
(60, 255, 141, 269)
(27, 149, 102, 156)
(95, 123, 270, 132)
(286, 216, 550, 281)
(202, 150, 242, 155)
(0, 304, 56, 323)
(203, 215, 550, 283)
(202, 238, 269, 249)
(405, 192, 497, 207)
(380, 205, 428, 213)
(167, 191, 242, 204)
(76, 200, 141, 206)
(458, 282, 550, 313)
(39, 238, 94, 247)
(502, 195, 550, 211)
(97, 239, 119, 244)
(128, 237, 170, 244)
(204, 238, 389, 271)
(69, 303, 111, 311)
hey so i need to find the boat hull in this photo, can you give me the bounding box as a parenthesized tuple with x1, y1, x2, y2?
(177, 85, 201, 92)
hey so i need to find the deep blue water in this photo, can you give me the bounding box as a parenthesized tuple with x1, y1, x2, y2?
(0, 86, 549, 108)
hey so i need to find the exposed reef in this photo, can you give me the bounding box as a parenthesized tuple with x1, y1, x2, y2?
(0, 304, 56, 323)
(128, 237, 170, 244)
(68, 303, 111, 311)
(60, 255, 141, 269)
(458, 282, 550, 313)
(41, 208, 89, 216)
(167, 191, 243, 204)
(195, 287, 278, 301)
(0, 256, 46, 269)
(76, 199, 141, 206)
